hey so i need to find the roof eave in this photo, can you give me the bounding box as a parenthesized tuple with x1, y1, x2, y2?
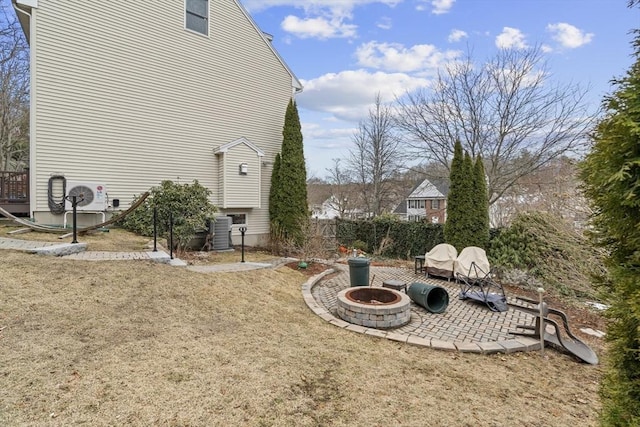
(12, 0, 36, 44)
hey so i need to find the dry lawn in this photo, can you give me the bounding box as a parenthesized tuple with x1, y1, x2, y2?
(0, 225, 151, 252)
(0, 228, 605, 426)
(0, 225, 278, 264)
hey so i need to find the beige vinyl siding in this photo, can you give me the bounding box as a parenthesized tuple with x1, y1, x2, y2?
(30, 0, 293, 238)
(219, 145, 261, 209)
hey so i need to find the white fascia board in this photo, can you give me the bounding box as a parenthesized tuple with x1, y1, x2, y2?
(16, 0, 38, 7)
(214, 137, 265, 157)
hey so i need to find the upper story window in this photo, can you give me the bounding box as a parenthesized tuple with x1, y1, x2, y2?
(431, 199, 440, 210)
(186, 0, 208, 36)
(408, 200, 426, 209)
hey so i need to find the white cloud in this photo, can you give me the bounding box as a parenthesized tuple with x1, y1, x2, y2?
(546, 23, 594, 49)
(541, 44, 554, 53)
(430, 0, 455, 14)
(243, 0, 402, 40)
(282, 15, 357, 39)
(495, 27, 528, 49)
(243, 0, 401, 13)
(302, 122, 356, 143)
(355, 41, 461, 73)
(448, 29, 467, 43)
(377, 16, 393, 30)
(297, 69, 431, 121)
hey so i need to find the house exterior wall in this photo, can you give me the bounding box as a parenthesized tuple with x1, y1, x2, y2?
(425, 198, 447, 223)
(218, 144, 261, 209)
(23, 0, 297, 243)
(407, 198, 447, 223)
(406, 199, 424, 221)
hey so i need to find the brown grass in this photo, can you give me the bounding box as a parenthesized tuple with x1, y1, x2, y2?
(0, 224, 278, 263)
(0, 224, 150, 252)
(0, 227, 605, 426)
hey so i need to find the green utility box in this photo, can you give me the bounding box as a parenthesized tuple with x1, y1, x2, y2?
(347, 257, 371, 287)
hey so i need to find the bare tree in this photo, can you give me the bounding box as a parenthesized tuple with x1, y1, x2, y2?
(349, 93, 405, 217)
(395, 46, 594, 205)
(324, 158, 358, 218)
(0, 8, 29, 171)
(490, 156, 591, 227)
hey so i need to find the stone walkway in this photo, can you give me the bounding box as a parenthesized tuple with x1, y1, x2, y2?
(0, 236, 289, 271)
(0, 236, 184, 265)
(303, 264, 542, 354)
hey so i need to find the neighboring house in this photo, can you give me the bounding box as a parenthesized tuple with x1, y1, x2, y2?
(307, 181, 372, 220)
(394, 178, 449, 223)
(311, 196, 342, 220)
(311, 195, 369, 220)
(12, 0, 301, 245)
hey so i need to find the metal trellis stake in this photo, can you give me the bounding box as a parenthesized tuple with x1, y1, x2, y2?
(169, 211, 174, 260)
(239, 226, 247, 263)
(64, 194, 84, 244)
(153, 206, 158, 252)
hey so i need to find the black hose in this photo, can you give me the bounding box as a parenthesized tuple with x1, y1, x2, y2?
(47, 175, 66, 214)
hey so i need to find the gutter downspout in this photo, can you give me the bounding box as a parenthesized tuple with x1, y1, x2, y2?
(11, 1, 32, 40)
(11, 1, 31, 20)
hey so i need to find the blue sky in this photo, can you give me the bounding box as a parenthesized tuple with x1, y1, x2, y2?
(244, 0, 639, 179)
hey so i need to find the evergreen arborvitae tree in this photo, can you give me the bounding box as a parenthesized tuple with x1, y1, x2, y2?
(270, 99, 308, 244)
(444, 140, 474, 250)
(470, 155, 490, 248)
(269, 153, 283, 233)
(580, 13, 640, 425)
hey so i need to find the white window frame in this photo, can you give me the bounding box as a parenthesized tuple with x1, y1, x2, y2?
(408, 200, 425, 209)
(431, 199, 440, 210)
(185, 0, 209, 36)
(227, 213, 247, 227)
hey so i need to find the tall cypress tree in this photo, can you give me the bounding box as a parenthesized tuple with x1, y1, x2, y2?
(445, 140, 474, 250)
(580, 12, 640, 424)
(270, 99, 308, 244)
(269, 153, 283, 234)
(471, 155, 490, 248)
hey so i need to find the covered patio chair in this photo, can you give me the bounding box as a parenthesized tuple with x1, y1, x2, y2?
(424, 243, 458, 280)
(454, 246, 507, 312)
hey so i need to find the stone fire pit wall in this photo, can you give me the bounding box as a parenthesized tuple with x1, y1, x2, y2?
(336, 288, 411, 329)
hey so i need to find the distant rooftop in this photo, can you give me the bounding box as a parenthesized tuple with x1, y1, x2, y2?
(408, 178, 449, 199)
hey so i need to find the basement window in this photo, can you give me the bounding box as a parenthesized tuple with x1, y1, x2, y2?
(228, 213, 247, 226)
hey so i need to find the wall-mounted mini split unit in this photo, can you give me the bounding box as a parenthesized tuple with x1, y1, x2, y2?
(65, 181, 108, 211)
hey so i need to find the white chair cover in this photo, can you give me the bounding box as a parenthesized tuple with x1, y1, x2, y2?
(454, 246, 490, 279)
(425, 243, 458, 273)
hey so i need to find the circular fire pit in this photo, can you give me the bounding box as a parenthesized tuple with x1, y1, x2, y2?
(336, 287, 411, 329)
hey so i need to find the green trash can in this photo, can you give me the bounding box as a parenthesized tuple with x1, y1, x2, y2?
(347, 257, 370, 287)
(407, 282, 449, 313)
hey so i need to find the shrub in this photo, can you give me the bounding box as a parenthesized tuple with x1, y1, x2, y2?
(488, 211, 604, 299)
(119, 180, 217, 251)
(336, 217, 444, 259)
(352, 240, 368, 252)
(580, 14, 640, 423)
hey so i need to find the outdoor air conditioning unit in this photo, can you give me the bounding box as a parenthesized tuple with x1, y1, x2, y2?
(65, 181, 108, 211)
(212, 216, 232, 251)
